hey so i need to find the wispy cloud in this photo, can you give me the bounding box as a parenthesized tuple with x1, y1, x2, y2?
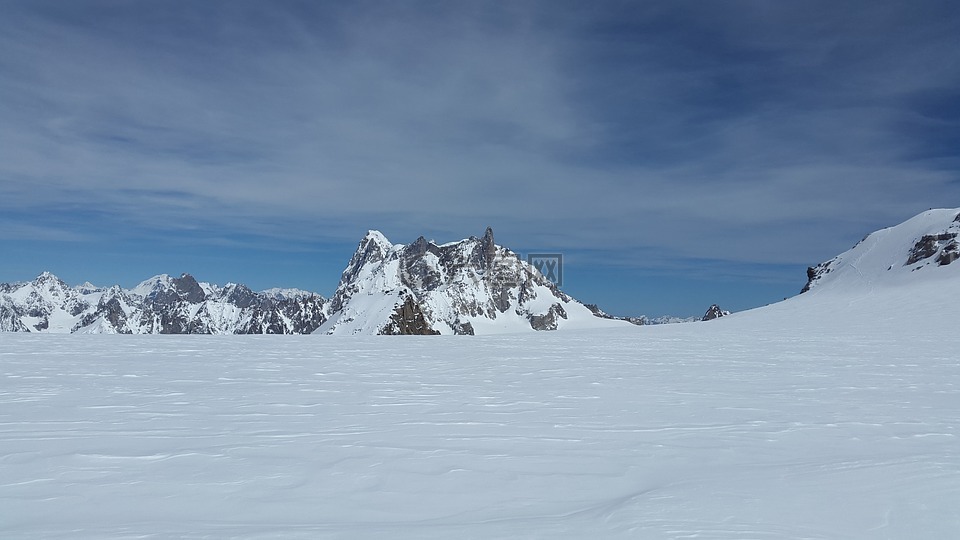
(1, 0, 958, 287)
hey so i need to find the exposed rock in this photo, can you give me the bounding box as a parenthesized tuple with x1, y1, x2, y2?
(33, 316, 49, 331)
(381, 296, 440, 335)
(936, 240, 959, 266)
(0, 304, 29, 332)
(801, 261, 833, 293)
(906, 233, 957, 266)
(529, 303, 568, 331)
(452, 320, 475, 335)
(74, 293, 133, 334)
(702, 304, 728, 321)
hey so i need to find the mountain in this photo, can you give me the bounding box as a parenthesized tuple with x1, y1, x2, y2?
(801, 208, 960, 294)
(0, 272, 327, 334)
(584, 303, 699, 326)
(318, 228, 632, 335)
(0, 229, 634, 336)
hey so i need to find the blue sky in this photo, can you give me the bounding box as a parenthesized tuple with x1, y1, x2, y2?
(2, 0, 959, 317)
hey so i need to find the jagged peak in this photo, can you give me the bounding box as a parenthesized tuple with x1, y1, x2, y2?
(32, 272, 70, 294)
(363, 230, 393, 249)
(482, 226, 494, 245)
(34, 271, 66, 284)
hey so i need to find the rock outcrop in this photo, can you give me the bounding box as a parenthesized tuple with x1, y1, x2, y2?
(701, 304, 729, 321)
(381, 296, 441, 335)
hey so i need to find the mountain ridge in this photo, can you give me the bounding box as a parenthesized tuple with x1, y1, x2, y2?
(9, 209, 957, 335)
(0, 272, 327, 334)
(801, 208, 960, 294)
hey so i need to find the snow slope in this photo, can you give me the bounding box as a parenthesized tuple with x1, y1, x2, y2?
(802, 207, 960, 293)
(2, 292, 958, 538)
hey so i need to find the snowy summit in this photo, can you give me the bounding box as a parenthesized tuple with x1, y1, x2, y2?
(319, 227, 630, 335)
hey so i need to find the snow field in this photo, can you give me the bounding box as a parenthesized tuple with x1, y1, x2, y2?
(2, 290, 958, 539)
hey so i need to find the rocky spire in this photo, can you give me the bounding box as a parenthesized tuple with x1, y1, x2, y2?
(702, 304, 728, 321)
(480, 227, 496, 269)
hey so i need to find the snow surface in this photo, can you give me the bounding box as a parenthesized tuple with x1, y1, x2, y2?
(2, 274, 958, 539)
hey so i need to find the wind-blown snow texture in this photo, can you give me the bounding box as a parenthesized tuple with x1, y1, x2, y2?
(1, 209, 959, 538)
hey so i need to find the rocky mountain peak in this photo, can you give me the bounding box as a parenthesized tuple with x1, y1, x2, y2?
(481, 226, 496, 264)
(339, 231, 394, 287)
(33, 271, 68, 291)
(172, 273, 206, 303)
(319, 228, 629, 335)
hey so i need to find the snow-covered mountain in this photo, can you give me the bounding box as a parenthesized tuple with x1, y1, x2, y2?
(318, 228, 631, 335)
(0, 229, 641, 336)
(0, 272, 327, 334)
(801, 208, 960, 294)
(8, 209, 955, 336)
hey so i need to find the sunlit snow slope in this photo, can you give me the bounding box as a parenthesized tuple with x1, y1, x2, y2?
(1, 209, 958, 538)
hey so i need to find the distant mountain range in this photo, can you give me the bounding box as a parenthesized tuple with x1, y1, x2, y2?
(0, 228, 708, 335)
(24, 205, 960, 336)
(0, 272, 327, 334)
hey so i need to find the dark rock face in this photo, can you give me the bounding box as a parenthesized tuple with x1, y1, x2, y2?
(0, 305, 29, 332)
(801, 261, 834, 293)
(75, 293, 133, 334)
(452, 320, 475, 335)
(936, 241, 959, 266)
(223, 284, 260, 309)
(401, 236, 444, 291)
(173, 273, 206, 303)
(906, 233, 958, 266)
(381, 296, 440, 335)
(33, 316, 49, 331)
(702, 304, 727, 321)
(529, 303, 568, 331)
